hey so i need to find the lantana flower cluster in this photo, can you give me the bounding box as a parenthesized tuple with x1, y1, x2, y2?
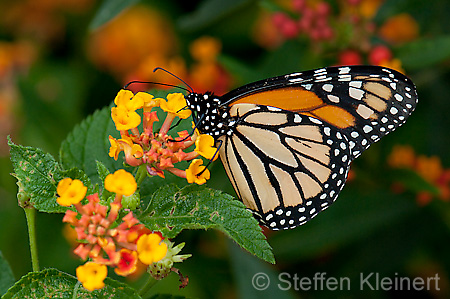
(388, 145, 450, 205)
(57, 169, 170, 291)
(109, 89, 217, 185)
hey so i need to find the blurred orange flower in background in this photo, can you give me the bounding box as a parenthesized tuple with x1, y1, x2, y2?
(388, 145, 450, 205)
(379, 13, 419, 44)
(87, 6, 178, 80)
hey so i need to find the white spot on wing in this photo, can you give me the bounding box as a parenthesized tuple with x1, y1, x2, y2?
(349, 81, 362, 88)
(349, 87, 364, 100)
(328, 94, 340, 103)
(339, 67, 351, 74)
(322, 84, 333, 92)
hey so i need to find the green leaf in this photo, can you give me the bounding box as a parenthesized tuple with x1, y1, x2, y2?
(89, 0, 141, 30)
(9, 138, 91, 213)
(397, 36, 450, 70)
(9, 138, 61, 213)
(60, 106, 122, 184)
(139, 184, 275, 264)
(96, 160, 111, 182)
(2, 268, 141, 298)
(0, 251, 15, 296)
(96, 160, 114, 201)
(147, 295, 191, 299)
(177, 0, 253, 31)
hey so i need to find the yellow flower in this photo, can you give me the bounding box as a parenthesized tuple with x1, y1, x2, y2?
(114, 89, 144, 111)
(137, 233, 168, 265)
(195, 134, 218, 161)
(134, 92, 162, 112)
(186, 159, 210, 185)
(76, 262, 107, 291)
(56, 178, 87, 207)
(104, 169, 137, 196)
(160, 93, 191, 119)
(111, 106, 141, 131)
(108, 136, 122, 160)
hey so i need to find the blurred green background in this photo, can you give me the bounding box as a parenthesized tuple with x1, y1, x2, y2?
(1, 0, 450, 298)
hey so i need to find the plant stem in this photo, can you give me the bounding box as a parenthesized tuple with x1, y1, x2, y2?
(135, 164, 148, 186)
(24, 207, 39, 272)
(138, 276, 158, 297)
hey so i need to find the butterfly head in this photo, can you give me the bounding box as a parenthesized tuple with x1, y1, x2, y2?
(185, 92, 230, 137)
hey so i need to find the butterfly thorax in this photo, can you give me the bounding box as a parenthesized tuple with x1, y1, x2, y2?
(185, 92, 236, 138)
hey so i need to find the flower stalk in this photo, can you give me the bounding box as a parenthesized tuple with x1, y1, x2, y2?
(24, 207, 39, 272)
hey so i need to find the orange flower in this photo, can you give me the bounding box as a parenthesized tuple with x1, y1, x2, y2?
(189, 36, 221, 63)
(115, 249, 138, 276)
(87, 6, 177, 78)
(379, 13, 419, 44)
(416, 155, 443, 183)
(359, 0, 384, 19)
(388, 145, 416, 169)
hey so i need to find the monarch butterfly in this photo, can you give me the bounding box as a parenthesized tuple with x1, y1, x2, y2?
(183, 65, 417, 230)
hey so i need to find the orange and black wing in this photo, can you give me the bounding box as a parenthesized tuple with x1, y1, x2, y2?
(221, 65, 418, 160)
(217, 65, 417, 229)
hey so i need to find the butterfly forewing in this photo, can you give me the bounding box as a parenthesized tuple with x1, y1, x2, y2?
(222, 66, 418, 160)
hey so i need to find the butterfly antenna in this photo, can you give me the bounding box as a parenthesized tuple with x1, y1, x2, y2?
(153, 67, 194, 93)
(123, 80, 190, 93)
(167, 112, 204, 143)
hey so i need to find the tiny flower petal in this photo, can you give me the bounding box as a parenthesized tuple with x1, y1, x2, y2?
(186, 159, 210, 185)
(76, 262, 107, 291)
(114, 89, 144, 111)
(195, 134, 218, 161)
(137, 233, 168, 265)
(111, 106, 141, 131)
(108, 136, 123, 160)
(104, 169, 137, 196)
(134, 92, 162, 112)
(160, 93, 191, 119)
(114, 89, 134, 106)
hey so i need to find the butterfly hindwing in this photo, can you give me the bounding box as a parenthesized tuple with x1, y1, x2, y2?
(218, 103, 351, 230)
